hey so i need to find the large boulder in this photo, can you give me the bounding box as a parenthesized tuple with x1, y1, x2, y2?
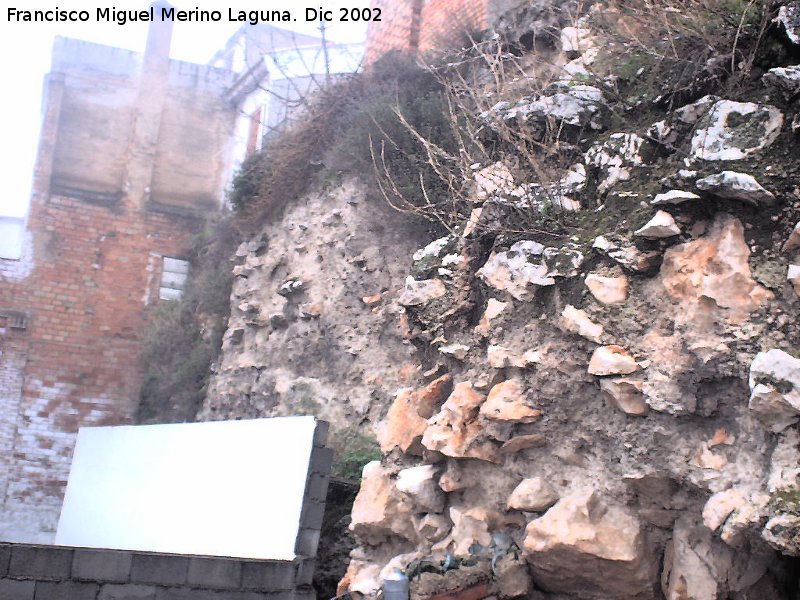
(350, 461, 416, 543)
(660, 214, 771, 324)
(523, 489, 656, 597)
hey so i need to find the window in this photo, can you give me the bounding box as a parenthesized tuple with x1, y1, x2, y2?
(159, 257, 189, 301)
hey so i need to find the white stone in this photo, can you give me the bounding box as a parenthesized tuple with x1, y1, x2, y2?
(764, 65, 800, 100)
(396, 465, 445, 513)
(748, 349, 800, 432)
(702, 488, 747, 532)
(477, 241, 552, 300)
(561, 25, 594, 54)
(696, 171, 776, 206)
(588, 346, 641, 376)
(412, 237, 450, 262)
(438, 343, 470, 360)
(651, 190, 701, 206)
(678, 96, 783, 161)
(634, 211, 681, 239)
(585, 273, 628, 304)
(585, 133, 646, 193)
(507, 477, 558, 512)
(472, 162, 515, 201)
(777, 2, 800, 45)
(398, 276, 447, 306)
(560, 305, 604, 343)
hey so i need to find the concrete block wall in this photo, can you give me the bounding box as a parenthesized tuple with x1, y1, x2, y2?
(0, 544, 316, 600)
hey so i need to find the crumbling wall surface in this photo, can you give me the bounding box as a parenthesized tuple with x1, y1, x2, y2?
(0, 543, 315, 600)
(210, 1, 800, 598)
(200, 180, 430, 430)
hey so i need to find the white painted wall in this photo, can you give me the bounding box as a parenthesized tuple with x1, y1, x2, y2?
(55, 416, 317, 560)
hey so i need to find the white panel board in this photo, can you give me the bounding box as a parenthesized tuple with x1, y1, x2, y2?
(55, 416, 317, 559)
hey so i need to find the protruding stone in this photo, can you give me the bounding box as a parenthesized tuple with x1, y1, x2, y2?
(634, 211, 681, 239)
(474, 299, 508, 336)
(702, 488, 747, 532)
(500, 434, 546, 454)
(423, 382, 500, 463)
(763, 514, 800, 556)
(696, 171, 776, 206)
(477, 241, 552, 300)
(507, 477, 558, 512)
(600, 377, 646, 416)
(477, 242, 583, 300)
(376, 375, 452, 454)
(588, 346, 641, 376)
(783, 222, 800, 253)
(560, 305, 603, 343)
(764, 65, 800, 100)
(524, 489, 655, 597)
(398, 277, 447, 306)
(749, 349, 800, 432)
(777, 2, 800, 46)
(350, 461, 415, 543)
(677, 96, 783, 161)
(479, 379, 542, 423)
(660, 214, 771, 324)
(585, 273, 628, 304)
(396, 465, 445, 513)
(651, 190, 701, 206)
(438, 343, 470, 360)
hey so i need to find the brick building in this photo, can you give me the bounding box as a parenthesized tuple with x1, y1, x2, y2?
(365, 0, 521, 63)
(0, 6, 278, 543)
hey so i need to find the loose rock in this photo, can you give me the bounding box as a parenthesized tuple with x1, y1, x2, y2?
(696, 171, 776, 206)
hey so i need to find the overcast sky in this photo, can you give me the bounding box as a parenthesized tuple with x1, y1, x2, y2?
(0, 1, 369, 218)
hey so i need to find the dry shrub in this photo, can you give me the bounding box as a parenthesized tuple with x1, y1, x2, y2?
(594, 0, 777, 104)
(229, 52, 456, 235)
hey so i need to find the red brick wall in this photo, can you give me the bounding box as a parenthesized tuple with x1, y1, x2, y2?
(0, 190, 199, 541)
(365, 0, 422, 64)
(418, 0, 488, 52)
(365, 0, 491, 63)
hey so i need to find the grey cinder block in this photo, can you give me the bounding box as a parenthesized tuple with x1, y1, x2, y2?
(241, 562, 295, 591)
(98, 584, 157, 600)
(130, 554, 188, 586)
(0, 578, 35, 600)
(34, 580, 99, 600)
(73, 549, 132, 582)
(9, 546, 73, 580)
(187, 557, 242, 589)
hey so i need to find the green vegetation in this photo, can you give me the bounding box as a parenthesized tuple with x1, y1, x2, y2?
(136, 217, 238, 423)
(329, 426, 381, 481)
